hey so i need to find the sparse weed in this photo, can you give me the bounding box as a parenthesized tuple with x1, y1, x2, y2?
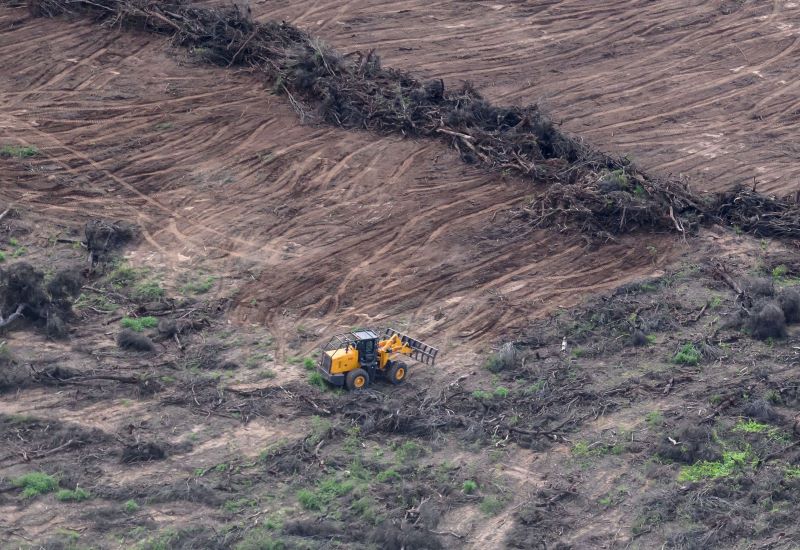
(645, 411, 664, 428)
(673, 343, 701, 366)
(183, 276, 216, 294)
(493, 386, 510, 398)
(678, 450, 753, 482)
(308, 371, 327, 389)
(462, 480, 478, 494)
(479, 496, 505, 515)
(1, 144, 39, 158)
(14, 472, 59, 498)
(133, 281, 165, 301)
(303, 357, 316, 370)
(55, 487, 90, 502)
(120, 316, 158, 332)
(124, 499, 140, 513)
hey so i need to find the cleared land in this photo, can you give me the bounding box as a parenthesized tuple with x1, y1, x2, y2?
(1, 2, 800, 549)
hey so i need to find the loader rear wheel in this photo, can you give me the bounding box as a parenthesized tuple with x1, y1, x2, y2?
(346, 368, 369, 391)
(388, 362, 408, 385)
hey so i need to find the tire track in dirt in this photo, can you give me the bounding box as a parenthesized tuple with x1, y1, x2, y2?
(244, 0, 800, 195)
(0, 8, 678, 348)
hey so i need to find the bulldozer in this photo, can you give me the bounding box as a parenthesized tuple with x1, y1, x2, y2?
(316, 328, 438, 390)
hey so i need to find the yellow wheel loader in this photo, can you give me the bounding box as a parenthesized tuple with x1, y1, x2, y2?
(316, 328, 438, 390)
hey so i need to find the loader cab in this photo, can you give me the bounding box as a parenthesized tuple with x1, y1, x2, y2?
(351, 330, 378, 368)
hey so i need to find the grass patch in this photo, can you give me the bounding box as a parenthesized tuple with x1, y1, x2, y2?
(472, 389, 492, 400)
(376, 468, 401, 482)
(673, 343, 701, 366)
(308, 371, 327, 389)
(235, 530, 286, 550)
(645, 411, 664, 428)
(479, 496, 505, 516)
(133, 281, 165, 301)
(772, 265, 789, 280)
(303, 357, 316, 370)
(124, 499, 140, 513)
(493, 386, 510, 398)
(55, 487, 91, 502)
(14, 472, 58, 498)
(1, 144, 39, 158)
(678, 450, 753, 482)
(121, 316, 159, 332)
(462, 480, 478, 494)
(183, 276, 216, 294)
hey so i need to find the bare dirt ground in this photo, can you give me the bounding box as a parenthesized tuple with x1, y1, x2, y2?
(1, 1, 800, 549)
(251, 0, 800, 195)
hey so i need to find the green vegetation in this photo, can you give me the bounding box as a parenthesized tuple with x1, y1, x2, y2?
(297, 476, 355, 511)
(772, 265, 789, 280)
(395, 441, 425, 461)
(734, 419, 771, 434)
(572, 440, 624, 459)
(645, 411, 664, 428)
(14, 472, 58, 498)
(74, 292, 117, 312)
(133, 281, 165, 301)
(709, 295, 723, 308)
(183, 276, 216, 294)
(223, 498, 257, 513)
(673, 343, 701, 366)
(571, 348, 586, 358)
(303, 357, 316, 370)
(55, 487, 91, 502)
(479, 496, 505, 515)
(308, 371, 327, 389)
(0, 251, 5, 262)
(472, 389, 492, 400)
(109, 262, 140, 286)
(785, 466, 800, 479)
(121, 316, 159, 332)
(678, 450, 753, 482)
(462, 480, 478, 494)
(235, 530, 286, 550)
(124, 499, 140, 513)
(1, 144, 39, 158)
(376, 468, 401, 482)
(493, 386, 510, 398)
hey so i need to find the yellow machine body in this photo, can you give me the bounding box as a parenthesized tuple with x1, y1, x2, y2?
(316, 328, 438, 390)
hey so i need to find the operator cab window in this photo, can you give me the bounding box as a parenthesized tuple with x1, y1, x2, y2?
(364, 340, 374, 352)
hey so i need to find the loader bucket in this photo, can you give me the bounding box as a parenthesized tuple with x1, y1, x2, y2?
(382, 328, 438, 366)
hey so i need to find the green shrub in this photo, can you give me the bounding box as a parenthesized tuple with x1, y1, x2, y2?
(297, 489, 320, 510)
(645, 411, 664, 427)
(395, 441, 424, 461)
(484, 342, 518, 372)
(376, 468, 401, 482)
(734, 419, 770, 433)
(14, 472, 58, 498)
(235, 530, 286, 550)
(678, 450, 752, 482)
(479, 496, 504, 515)
(472, 390, 491, 400)
(124, 499, 139, 513)
(462, 480, 478, 494)
(308, 371, 327, 389)
(133, 281, 165, 301)
(1, 144, 39, 158)
(0, 251, 5, 262)
(772, 265, 789, 279)
(55, 487, 90, 502)
(673, 343, 701, 366)
(183, 276, 216, 294)
(493, 387, 510, 398)
(303, 357, 316, 370)
(120, 316, 159, 332)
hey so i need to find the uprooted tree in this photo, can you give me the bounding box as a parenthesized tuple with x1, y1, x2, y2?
(0, 262, 83, 337)
(20, 0, 800, 240)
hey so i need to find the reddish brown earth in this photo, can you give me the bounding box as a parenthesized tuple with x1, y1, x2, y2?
(2, 1, 800, 549)
(250, 0, 800, 195)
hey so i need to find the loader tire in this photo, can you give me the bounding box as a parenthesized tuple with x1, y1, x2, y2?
(387, 361, 408, 385)
(346, 368, 369, 391)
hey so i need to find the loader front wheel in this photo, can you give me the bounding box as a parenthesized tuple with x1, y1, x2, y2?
(388, 362, 408, 385)
(346, 368, 369, 391)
